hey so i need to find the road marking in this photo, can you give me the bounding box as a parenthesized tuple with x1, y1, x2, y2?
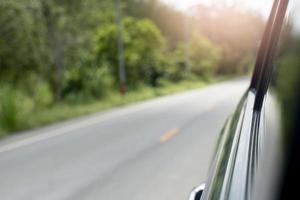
(160, 128, 179, 143)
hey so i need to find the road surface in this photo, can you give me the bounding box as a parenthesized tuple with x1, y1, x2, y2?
(0, 79, 248, 200)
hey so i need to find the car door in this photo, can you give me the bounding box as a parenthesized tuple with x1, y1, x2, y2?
(191, 0, 291, 199)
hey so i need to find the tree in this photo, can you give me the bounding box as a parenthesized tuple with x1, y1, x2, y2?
(0, 0, 113, 100)
(96, 17, 166, 87)
(0, 0, 47, 81)
(189, 33, 221, 78)
(125, 0, 185, 48)
(40, 0, 110, 101)
(191, 4, 265, 74)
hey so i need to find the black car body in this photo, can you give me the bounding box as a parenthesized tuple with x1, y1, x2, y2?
(191, 0, 300, 199)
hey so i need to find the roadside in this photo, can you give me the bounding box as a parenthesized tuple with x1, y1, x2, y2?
(0, 78, 249, 200)
(0, 76, 237, 138)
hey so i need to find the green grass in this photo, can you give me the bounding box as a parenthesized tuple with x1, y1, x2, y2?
(0, 78, 229, 138)
(0, 128, 4, 138)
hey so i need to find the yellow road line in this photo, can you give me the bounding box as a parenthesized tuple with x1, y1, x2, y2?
(160, 128, 179, 142)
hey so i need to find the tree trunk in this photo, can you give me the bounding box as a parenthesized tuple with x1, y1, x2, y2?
(41, 0, 64, 101)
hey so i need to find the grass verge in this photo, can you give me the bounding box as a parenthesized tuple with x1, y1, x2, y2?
(0, 77, 231, 138)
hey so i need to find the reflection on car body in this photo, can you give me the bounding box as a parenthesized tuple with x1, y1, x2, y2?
(190, 0, 300, 199)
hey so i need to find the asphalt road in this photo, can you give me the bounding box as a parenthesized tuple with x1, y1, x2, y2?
(0, 78, 248, 200)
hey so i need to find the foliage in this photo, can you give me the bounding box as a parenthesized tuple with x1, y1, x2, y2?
(96, 17, 166, 87)
(165, 34, 221, 81)
(125, 0, 185, 46)
(1, 78, 211, 137)
(191, 4, 264, 74)
(273, 41, 300, 135)
(189, 34, 221, 78)
(63, 66, 113, 103)
(0, 86, 34, 131)
(0, 0, 265, 135)
(0, 0, 47, 79)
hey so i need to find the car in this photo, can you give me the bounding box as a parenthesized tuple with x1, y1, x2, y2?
(189, 0, 300, 199)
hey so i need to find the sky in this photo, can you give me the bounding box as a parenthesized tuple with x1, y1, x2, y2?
(161, 0, 300, 33)
(161, 0, 273, 17)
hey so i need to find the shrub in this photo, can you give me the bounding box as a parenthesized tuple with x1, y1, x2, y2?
(0, 86, 33, 131)
(189, 33, 221, 78)
(16, 73, 54, 109)
(63, 66, 113, 103)
(33, 82, 54, 108)
(96, 17, 166, 87)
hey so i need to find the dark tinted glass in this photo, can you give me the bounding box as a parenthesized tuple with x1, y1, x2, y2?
(270, 0, 300, 199)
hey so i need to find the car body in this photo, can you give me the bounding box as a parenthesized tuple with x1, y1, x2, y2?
(190, 0, 300, 199)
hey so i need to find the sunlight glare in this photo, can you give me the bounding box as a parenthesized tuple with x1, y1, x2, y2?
(162, 0, 273, 17)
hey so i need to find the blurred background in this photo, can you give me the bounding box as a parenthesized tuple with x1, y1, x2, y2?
(0, 0, 271, 136)
(6, 1, 300, 200)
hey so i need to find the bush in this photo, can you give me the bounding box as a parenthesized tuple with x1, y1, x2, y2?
(189, 33, 221, 78)
(166, 33, 221, 81)
(63, 66, 113, 103)
(0, 86, 34, 131)
(165, 43, 189, 82)
(16, 73, 54, 109)
(96, 17, 166, 87)
(33, 82, 54, 108)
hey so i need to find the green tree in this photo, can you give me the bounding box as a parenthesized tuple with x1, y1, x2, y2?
(0, 0, 47, 81)
(0, 0, 113, 100)
(189, 33, 221, 78)
(164, 33, 221, 81)
(96, 17, 166, 87)
(125, 0, 185, 48)
(40, 0, 112, 101)
(191, 4, 264, 74)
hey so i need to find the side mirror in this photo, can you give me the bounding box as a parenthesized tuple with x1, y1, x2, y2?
(189, 184, 205, 200)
